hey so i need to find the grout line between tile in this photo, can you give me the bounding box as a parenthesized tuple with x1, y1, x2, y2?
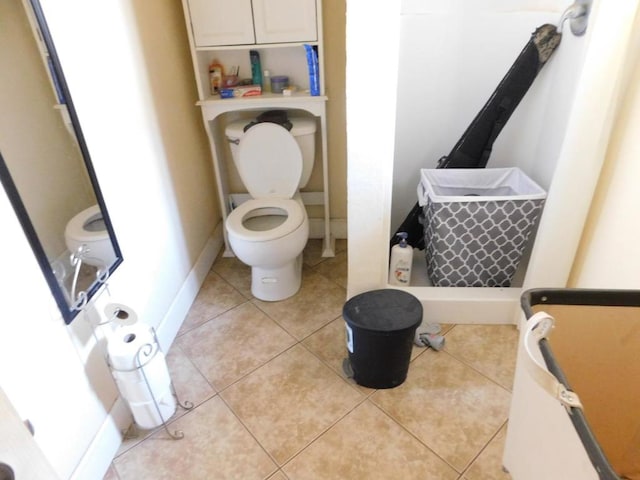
(459, 418, 509, 478)
(367, 397, 464, 475)
(216, 340, 300, 394)
(214, 393, 281, 476)
(440, 346, 515, 394)
(279, 394, 372, 471)
(167, 343, 219, 398)
(175, 293, 253, 338)
(297, 337, 379, 398)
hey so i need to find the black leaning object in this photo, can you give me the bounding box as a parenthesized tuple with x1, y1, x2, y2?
(392, 24, 562, 251)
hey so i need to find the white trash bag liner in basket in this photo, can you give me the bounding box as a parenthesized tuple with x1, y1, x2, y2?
(417, 167, 546, 287)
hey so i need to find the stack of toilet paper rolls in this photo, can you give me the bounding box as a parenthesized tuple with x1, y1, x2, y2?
(107, 322, 176, 429)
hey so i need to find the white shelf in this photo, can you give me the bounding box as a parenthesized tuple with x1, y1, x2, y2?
(195, 41, 320, 52)
(197, 93, 327, 120)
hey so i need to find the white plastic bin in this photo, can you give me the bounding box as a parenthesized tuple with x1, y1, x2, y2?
(417, 167, 546, 287)
(504, 289, 640, 480)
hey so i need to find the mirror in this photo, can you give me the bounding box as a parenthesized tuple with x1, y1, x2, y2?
(0, 0, 122, 324)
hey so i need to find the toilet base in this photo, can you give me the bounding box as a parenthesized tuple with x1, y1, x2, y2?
(251, 254, 303, 301)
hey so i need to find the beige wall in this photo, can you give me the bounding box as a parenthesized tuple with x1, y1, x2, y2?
(323, 0, 347, 219)
(131, 0, 220, 261)
(569, 14, 640, 288)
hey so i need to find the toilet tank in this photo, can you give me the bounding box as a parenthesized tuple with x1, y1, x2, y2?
(226, 116, 317, 188)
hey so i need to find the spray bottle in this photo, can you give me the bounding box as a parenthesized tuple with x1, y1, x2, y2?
(389, 232, 413, 285)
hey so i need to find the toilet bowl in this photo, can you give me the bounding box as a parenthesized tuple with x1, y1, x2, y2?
(225, 116, 317, 301)
(64, 204, 115, 268)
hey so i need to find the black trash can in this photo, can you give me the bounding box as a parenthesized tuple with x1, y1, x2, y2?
(343, 289, 422, 389)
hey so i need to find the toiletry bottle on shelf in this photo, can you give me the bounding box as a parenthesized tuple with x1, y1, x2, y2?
(263, 70, 272, 93)
(389, 232, 413, 285)
(249, 50, 262, 87)
(304, 44, 320, 96)
(209, 60, 223, 95)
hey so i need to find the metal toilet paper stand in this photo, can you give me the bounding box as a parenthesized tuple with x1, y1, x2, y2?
(82, 299, 194, 440)
(107, 324, 194, 440)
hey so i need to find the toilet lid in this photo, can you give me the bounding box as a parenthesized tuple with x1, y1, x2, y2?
(226, 198, 305, 242)
(237, 123, 302, 199)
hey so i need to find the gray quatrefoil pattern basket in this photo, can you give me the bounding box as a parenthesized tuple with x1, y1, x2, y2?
(418, 168, 546, 287)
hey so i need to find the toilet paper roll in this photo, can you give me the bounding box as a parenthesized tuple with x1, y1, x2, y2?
(107, 323, 157, 372)
(112, 351, 172, 402)
(104, 303, 138, 326)
(128, 389, 177, 430)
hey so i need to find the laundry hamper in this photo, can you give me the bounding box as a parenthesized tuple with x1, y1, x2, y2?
(418, 167, 546, 287)
(503, 289, 640, 480)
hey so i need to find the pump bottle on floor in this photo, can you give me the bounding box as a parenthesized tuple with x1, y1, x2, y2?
(389, 232, 413, 285)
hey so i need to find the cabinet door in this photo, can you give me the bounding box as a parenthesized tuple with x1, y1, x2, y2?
(252, 0, 317, 44)
(187, 0, 255, 46)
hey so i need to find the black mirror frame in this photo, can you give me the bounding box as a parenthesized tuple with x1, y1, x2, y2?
(0, 0, 123, 324)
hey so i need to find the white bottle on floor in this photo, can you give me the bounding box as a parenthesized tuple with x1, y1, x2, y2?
(389, 232, 413, 285)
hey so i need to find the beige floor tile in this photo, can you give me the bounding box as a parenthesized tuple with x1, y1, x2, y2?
(302, 318, 380, 396)
(267, 471, 288, 480)
(301, 238, 346, 265)
(302, 238, 328, 267)
(302, 317, 347, 374)
(283, 401, 458, 480)
(221, 344, 364, 465)
(177, 302, 296, 390)
(312, 250, 348, 289)
(334, 238, 347, 254)
(113, 396, 277, 480)
(102, 464, 119, 480)
(116, 344, 217, 456)
(178, 270, 247, 335)
(252, 270, 346, 340)
(166, 343, 217, 405)
(464, 423, 511, 480)
(211, 254, 253, 299)
(444, 325, 518, 390)
(371, 350, 512, 472)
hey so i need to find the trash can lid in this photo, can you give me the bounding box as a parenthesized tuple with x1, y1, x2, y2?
(343, 289, 423, 332)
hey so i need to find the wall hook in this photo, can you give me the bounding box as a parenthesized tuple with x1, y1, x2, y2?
(557, 0, 592, 36)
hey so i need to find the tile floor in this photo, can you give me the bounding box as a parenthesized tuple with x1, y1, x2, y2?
(105, 239, 517, 480)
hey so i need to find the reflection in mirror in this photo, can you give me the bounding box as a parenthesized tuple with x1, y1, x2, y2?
(0, 0, 122, 323)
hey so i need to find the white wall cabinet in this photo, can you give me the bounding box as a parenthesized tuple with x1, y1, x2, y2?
(253, 0, 317, 44)
(186, 0, 255, 47)
(186, 0, 317, 47)
(181, 0, 334, 258)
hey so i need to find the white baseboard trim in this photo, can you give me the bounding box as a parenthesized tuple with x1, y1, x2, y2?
(155, 222, 224, 351)
(75, 224, 225, 480)
(309, 218, 347, 239)
(70, 398, 131, 480)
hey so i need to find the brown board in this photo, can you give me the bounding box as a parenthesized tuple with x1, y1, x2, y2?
(532, 304, 640, 479)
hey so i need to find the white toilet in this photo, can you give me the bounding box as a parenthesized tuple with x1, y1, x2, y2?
(225, 116, 317, 301)
(64, 204, 116, 268)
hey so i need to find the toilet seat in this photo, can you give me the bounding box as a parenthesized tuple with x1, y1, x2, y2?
(227, 198, 305, 242)
(236, 122, 303, 198)
(65, 205, 107, 242)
